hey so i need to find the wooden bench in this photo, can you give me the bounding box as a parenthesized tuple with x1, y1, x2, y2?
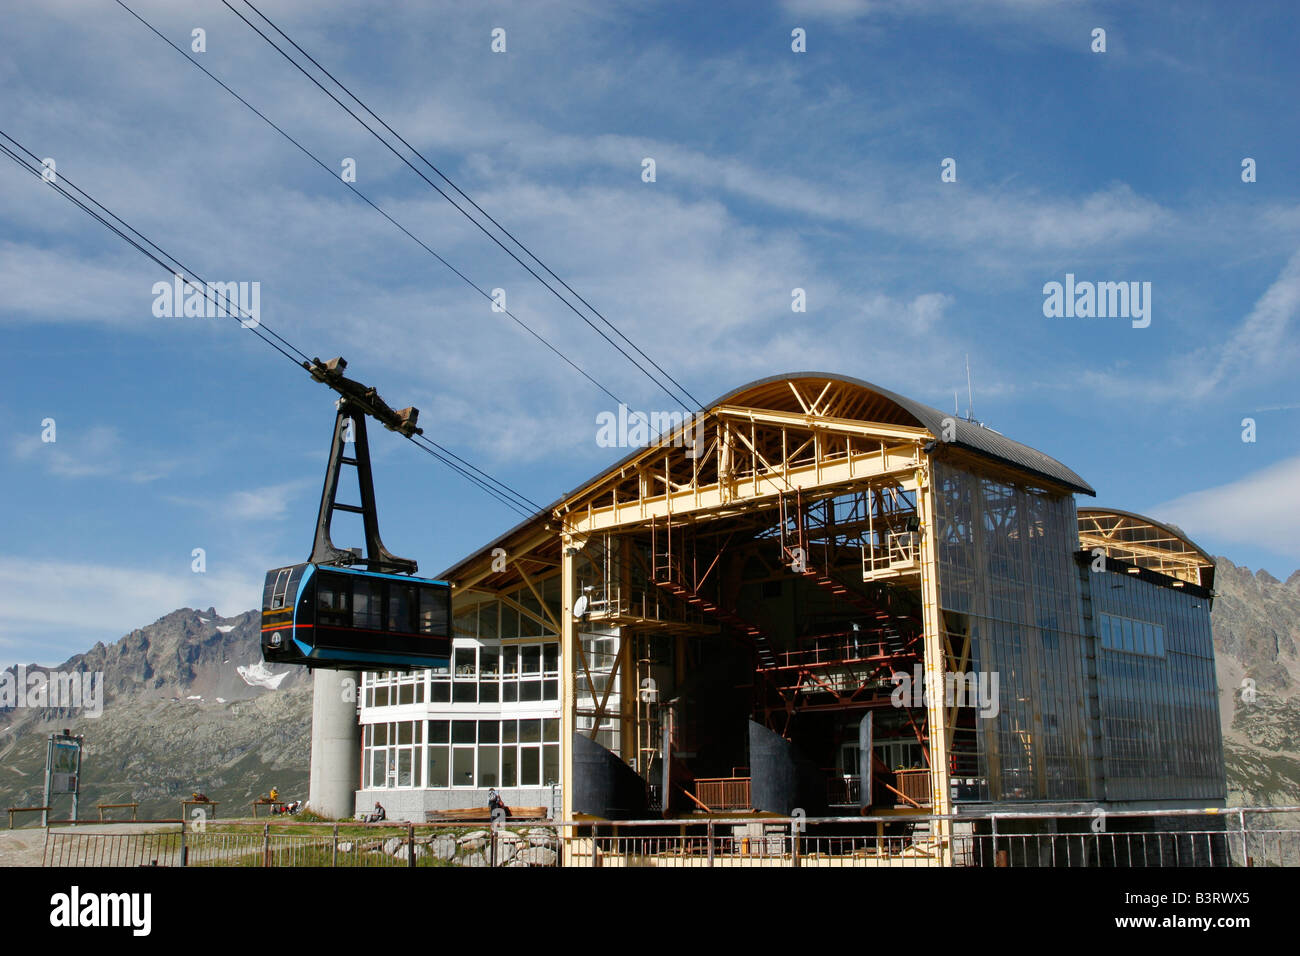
(251, 799, 289, 817)
(181, 800, 218, 820)
(96, 803, 139, 822)
(424, 805, 549, 823)
(7, 806, 50, 829)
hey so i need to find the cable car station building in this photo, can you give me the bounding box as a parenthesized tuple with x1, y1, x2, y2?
(357, 373, 1225, 848)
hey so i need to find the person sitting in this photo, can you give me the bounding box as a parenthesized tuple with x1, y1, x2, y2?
(269, 786, 280, 803)
(191, 792, 210, 803)
(365, 802, 386, 823)
(487, 787, 510, 818)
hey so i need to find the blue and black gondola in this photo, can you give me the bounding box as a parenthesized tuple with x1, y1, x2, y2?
(261, 563, 452, 671)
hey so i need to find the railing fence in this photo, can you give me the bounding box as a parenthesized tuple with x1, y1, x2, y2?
(40, 806, 1300, 868)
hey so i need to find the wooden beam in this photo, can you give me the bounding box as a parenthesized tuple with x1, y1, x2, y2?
(569, 444, 922, 533)
(711, 405, 932, 443)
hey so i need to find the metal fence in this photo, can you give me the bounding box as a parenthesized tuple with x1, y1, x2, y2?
(41, 806, 1300, 868)
(43, 820, 561, 868)
(564, 807, 1300, 868)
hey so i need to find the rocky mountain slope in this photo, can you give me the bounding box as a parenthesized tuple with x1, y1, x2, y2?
(1211, 559, 1300, 807)
(0, 609, 312, 821)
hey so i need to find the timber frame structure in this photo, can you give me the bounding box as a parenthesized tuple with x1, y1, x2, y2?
(436, 373, 1222, 862)
(1077, 507, 1215, 589)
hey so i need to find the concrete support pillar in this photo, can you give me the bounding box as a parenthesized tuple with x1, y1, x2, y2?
(309, 669, 361, 820)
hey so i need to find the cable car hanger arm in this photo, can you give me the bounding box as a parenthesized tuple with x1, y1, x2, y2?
(305, 356, 418, 574)
(304, 355, 422, 437)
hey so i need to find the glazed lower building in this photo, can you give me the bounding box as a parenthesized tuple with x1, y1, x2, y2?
(358, 372, 1225, 836)
(356, 576, 568, 818)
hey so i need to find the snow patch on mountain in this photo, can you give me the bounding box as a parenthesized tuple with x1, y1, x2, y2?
(237, 661, 290, 690)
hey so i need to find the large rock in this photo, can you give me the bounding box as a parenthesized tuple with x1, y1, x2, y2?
(429, 835, 457, 860)
(494, 841, 518, 865)
(383, 837, 405, 857)
(517, 846, 557, 866)
(527, 829, 556, 847)
(459, 851, 487, 868)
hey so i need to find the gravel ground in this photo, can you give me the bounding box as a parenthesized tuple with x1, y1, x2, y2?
(0, 823, 182, 867)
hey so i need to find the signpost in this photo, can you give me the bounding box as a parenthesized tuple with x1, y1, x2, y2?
(43, 731, 84, 826)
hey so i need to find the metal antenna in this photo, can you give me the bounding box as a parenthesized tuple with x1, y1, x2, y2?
(965, 354, 975, 422)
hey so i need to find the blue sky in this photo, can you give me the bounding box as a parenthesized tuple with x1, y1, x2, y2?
(2, 0, 1298, 667)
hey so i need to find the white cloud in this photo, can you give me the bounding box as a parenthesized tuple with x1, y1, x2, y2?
(1154, 455, 1300, 562)
(504, 133, 1169, 253)
(1197, 246, 1300, 398)
(0, 242, 155, 325)
(10, 424, 176, 482)
(0, 557, 262, 668)
(1079, 246, 1300, 404)
(173, 480, 313, 522)
(780, 0, 1085, 23)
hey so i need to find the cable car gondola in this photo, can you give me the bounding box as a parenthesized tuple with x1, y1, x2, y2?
(260, 359, 450, 672)
(261, 563, 450, 670)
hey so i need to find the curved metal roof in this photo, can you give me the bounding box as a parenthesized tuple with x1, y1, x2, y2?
(440, 371, 1095, 580)
(711, 372, 1095, 496)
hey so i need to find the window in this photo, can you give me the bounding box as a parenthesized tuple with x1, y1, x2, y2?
(316, 573, 350, 626)
(455, 647, 477, 677)
(453, 646, 478, 702)
(1098, 613, 1165, 659)
(452, 748, 474, 787)
(388, 584, 415, 632)
(361, 720, 423, 789)
(353, 578, 382, 629)
(419, 587, 448, 635)
(364, 671, 426, 708)
(427, 720, 449, 787)
(490, 642, 560, 703)
(479, 646, 500, 703)
(478, 720, 499, 787)
(385, 717, 562, 790)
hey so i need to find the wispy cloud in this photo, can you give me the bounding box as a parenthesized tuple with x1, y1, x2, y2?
(1154, 454, 1300, 563)
(1197, 247, 1300, 398)
(166, 480, 314, 523)
(780, 0, 1095, 29)
(10, 424, 176, 482)
(1079, 246, 1300, 404)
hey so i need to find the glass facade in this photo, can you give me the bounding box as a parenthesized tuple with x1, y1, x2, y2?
(933, 460, 1094, 802)
(1083, 567, 1224, 801)
(360, 576, 562, 796)
(933, 458, 1225, 806)
(362, 717, 561, 789)
(575, 624, 624, 754)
